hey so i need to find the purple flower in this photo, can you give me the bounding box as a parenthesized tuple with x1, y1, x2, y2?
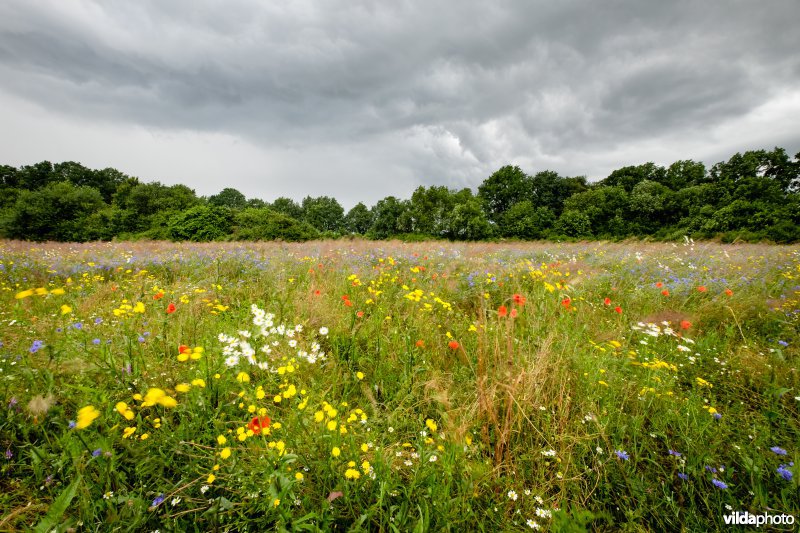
(152, 494, 165, 507)
(668, 449, 682, 457)
(615, 450, 630, 461)
(138, 336, 145, 343)
(4, 448, 12, 459)
(29, 340, 44, 353)
(68, 421, 76, 429)
(705, 465, 717, 474)
(92, 338, 101, 345)
(677, 473, 689, 481)
(711, 479, 728, 490)
(713, 413, 722, 420)
(73, 323, 83, 330)
(777, 340, 788, 347)
(770, 446, 787, 456)
(8, 397, 17, 408)
(92, 449, 102, 457)
(777, 464, 793, 481)
(94, 317, 103, 325)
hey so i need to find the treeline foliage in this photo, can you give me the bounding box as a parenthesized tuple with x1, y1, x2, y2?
(1, 147, 798, 243)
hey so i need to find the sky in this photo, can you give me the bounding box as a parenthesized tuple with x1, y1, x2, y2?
(0, 0, 798, 208)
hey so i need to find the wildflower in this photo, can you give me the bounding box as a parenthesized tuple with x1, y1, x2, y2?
(75, 405, 100, 429)
(561, 297, 571, 308)
(344, 468, 361, 480)
(122, 426, 137, 439)
(319, 327, 329, 335)
(508, 490, 518, 501)
(207, 473, 216, 483)
(678, 473, 689, 480)
(30, 340, 44, 353)
(415, 339, 425, 348)
(668, 450, 682, 457)
(655, 282, 663, 288)
(152, 494, 165, 507)
(777, 463, 793, 481)
(724, 288, 733, 296)
(166, 303, 176, 314)
(171, 497, 181, 506)
(356, 371, 365, 380)
(220, 447, 231, 459)
(770, 446, 788, 456)
(273, 498, 280, 506)
(429, 455, 438, 462)
(331, 447, 341, 458)
(711, 479, 728, 489)
(425, 419, 438, 432)
(236, 372, 250, 383)
(697, 286, 707, 293)
(614, 306, 622, 314)
(153, 291, 164, 300)
(15, 289, 34, 299)
(248, 415, 271, 434)
(92, 448, 102, 457)
(498, 305, 508, 317)
(526, 519, 540, 529)
(448, 340, 459, 350)
(133, 302, 145, 313)
(713, 412, 722, 420)
(615, 450, 629, 461)
(680, 320, 691, 330)
(510, 308, 518, 318)
(60, 305, 72, 315)
(513, 294, 526, 305)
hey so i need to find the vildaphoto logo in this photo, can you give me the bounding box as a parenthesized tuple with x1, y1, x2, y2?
(723, 511, 795, 527)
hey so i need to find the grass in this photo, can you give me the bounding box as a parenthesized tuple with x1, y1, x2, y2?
(0, 239, 798, 531)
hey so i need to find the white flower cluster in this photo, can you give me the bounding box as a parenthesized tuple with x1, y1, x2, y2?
(217, 304, 328, 370)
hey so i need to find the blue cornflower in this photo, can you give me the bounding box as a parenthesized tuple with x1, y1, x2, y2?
(711, 479, 728, 490)
(713, 413, 722, 420)
(92, 338, 101, 345)
(668, 449, 682, 457)
(152, 494, 165, 507)
(677, 473, 689, 481)
(615, 450, 630, 461)
(705, 465, 717, 474)
(92, 449, 102, 457)
(29, 340, 44, 353)
(5, 448, 12, 459)
(68, 421, 76, 429)
(777, 340, 789, 347)
(73, 323, 83, 330)
(770, 446, 787, 456)
(94, 317, 103, 325)
(777, 464, 793, 481)
(138, 336, 145, 343)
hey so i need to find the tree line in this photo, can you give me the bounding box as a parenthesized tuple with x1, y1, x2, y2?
(1, 146, 798, 243)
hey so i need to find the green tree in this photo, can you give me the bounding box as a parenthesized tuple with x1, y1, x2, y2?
(601, 163, 666, 192)
(233, 208, 319, 241)
(477, 165, 532, 223)
(344, 202, 374, 234)
(167, 205, 233, 241)
(369, 196, 411, 239)
(502, 201, 555, 239)
(209, 188, 248, 209)
(270, 197, 303, 220)
(301, 196, 345, 233)
(443, 198, 494, 240)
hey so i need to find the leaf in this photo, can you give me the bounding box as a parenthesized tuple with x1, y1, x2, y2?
(34, 475, 81, 533)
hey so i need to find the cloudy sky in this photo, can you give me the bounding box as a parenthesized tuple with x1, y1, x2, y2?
(0, 1, 798, 207)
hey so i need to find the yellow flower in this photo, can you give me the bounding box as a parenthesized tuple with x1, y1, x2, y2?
(207, 473, 216, 483)
(331, 447, 341, 457)
(217, 435, 227, 445)
(361, 461, 371, 474)
(220, 447, 231, 459)
(60, 304, 73, 315)
(191, 378, 206, 388)
(75, 405, 100, 429)
(122, 426, 137, 439)
(140, 433, 150, 440)
(273, 498, 280, 507)
(51, 288, 65, 295)
(314, 411, 324, 423)
(356, 371, 364, 380)
(177, 353, 189, 362)
(344, 468, 361, 480)
(175, 383, 191, 393)
(236, 372, 250, 383)
(133, 302, 145, 313)
(15, 289, 34, 299)
(295, 472, 304, 481)
(425, 419, 438, 433)
(34, 287, 48, 296)
(361, 443, 369, 452)
(273, 395, 282, 404)
(327, 420, 337, 431)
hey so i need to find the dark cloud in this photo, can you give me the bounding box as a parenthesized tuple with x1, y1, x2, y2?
(0, 0, 798, 206)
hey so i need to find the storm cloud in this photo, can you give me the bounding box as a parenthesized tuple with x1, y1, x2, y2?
(1, 0, 798, 206)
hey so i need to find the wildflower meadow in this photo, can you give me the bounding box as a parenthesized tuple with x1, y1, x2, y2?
(0, 239, 798, 531)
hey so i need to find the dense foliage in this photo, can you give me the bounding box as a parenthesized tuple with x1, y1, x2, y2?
(1, 146, 798, 243)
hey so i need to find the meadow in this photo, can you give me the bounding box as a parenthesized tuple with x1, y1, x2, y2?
(0, 239, 798, 532)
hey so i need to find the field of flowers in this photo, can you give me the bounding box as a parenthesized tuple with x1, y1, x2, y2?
(0, 239, 798, 531)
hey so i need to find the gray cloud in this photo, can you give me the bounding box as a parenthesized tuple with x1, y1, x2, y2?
(0, 0, 798, 206)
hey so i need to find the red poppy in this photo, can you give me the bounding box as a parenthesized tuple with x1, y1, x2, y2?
(513, 294, 526, 305)
(415, 339, 425, 348)
(343, 299, 353, 307)
(614, 306, 622, 314)
(314, 290, 321, 296)
(356, 311, 364, 318)
(603, 297, 611, 306)
(697, 286, 707, 293)
(680, 320, 692, 330)
(448, 340, 459, 350)
(561, 297, 571, 308)
(248, 415, 271, 435)
(661, 290, 669, 297)
(178, 344, 191, 354)
(166, 303, 176, 314)
(656, 282, 663, 288)
(510, 308, 518, 318)
(724, 288, 733, 296)
(153, 291, 164, 300)
(498, 305, 508, 318)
